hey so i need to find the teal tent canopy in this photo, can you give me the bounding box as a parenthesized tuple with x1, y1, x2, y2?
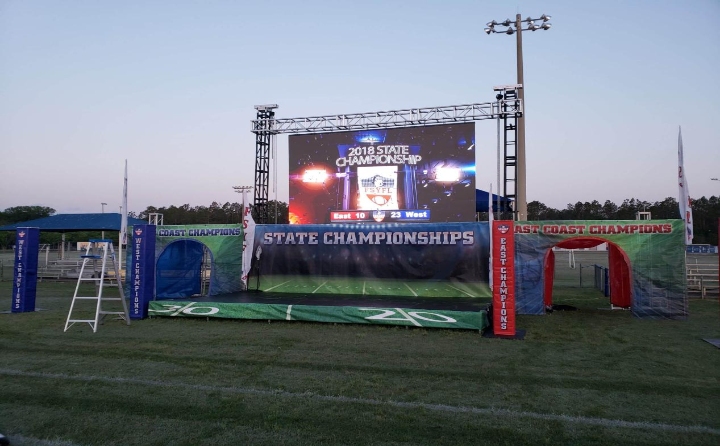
(0, 213, 146, 232)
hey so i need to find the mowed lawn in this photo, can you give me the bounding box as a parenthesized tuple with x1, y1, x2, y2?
(0, 280, 719, 446)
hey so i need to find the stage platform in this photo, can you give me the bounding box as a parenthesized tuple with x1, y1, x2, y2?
(148, 291, 490, 331)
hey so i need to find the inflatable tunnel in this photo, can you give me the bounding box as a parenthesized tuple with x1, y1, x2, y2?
(543, 238, 632, 309)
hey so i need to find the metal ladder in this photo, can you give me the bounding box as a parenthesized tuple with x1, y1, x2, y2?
(64, 239, 130, 332)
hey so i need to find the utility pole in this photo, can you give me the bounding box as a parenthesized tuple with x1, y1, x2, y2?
(101, 202, 107, 239)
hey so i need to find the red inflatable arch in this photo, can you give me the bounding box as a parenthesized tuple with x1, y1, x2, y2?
(542, 237, 632, 309)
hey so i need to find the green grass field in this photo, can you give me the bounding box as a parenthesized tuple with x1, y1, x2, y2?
(1, 278, 719, 446)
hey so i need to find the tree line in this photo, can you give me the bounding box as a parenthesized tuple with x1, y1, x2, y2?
(1, 196, 718, 248)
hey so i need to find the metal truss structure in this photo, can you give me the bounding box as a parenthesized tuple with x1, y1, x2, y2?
(250, 89, 523, 223)
(499, 88, 520, 215)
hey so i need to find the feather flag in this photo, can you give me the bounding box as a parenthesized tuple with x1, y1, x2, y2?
(677, 127, 693, 245)
(241, 189, 256, 290)
(120, 160, 128, 246)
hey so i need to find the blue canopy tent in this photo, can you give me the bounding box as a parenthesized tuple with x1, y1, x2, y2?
(475, 189, 513, 213)
(0, 213, 148, 259)
(0, 213, 146, 232)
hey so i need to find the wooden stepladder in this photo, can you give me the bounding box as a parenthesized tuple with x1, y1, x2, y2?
(64, 239, 130, 332)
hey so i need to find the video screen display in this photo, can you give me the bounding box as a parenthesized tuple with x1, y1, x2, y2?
(288, 123, 476, 224)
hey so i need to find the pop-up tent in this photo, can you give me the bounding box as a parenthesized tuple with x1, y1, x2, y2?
(0, 213, 146, 232)
(475, 189, 512, 213)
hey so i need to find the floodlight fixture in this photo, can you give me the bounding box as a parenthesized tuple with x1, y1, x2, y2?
(254, 104, 278, 111)
(541, 14, 551, 21)
(493, 84, 523, 91)
(484, 28, 493, 34)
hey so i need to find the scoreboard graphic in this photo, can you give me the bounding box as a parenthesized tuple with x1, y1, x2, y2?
(289, 123, 476, 224)
(330, 209, 431, 223)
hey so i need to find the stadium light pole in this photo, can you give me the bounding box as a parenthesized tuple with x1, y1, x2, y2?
(485, 13, 551, 221)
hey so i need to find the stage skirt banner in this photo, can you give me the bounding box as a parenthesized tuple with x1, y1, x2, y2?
(148, 301, 489, 331)
(251, 222, 491, 298)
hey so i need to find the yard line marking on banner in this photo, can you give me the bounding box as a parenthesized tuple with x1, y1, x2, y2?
(446, 284, 475, 298)
(362, 281, 367, 295)
(312, 281, 327, 294)
(286, 305, 293, 320)
(171, 302, 196, 316)
(264, 280, 292, 291)
(395, 308, 422, 327)
(2, 368, 718, 435)
(403, 283, 418, 297)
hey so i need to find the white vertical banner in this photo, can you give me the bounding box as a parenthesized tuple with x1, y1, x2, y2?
(488, 183, 493, 291)
(120, 160, 128, 246)
(241, 189, 256, 289)
(677, 127, 693, 245)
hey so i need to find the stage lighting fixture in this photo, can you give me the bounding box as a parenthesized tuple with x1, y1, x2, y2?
(435, 167, 461, 182)
(302, 169, 328, 183)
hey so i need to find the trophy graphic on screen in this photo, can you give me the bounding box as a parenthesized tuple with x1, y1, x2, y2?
(357, 166, 399, 210)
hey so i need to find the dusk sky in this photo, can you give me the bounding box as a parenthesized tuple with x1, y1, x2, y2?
(1, 0, 719, 215)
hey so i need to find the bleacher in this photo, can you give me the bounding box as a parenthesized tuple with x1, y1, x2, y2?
(686, 254, 719, 299)
(36, 259, 124, 283)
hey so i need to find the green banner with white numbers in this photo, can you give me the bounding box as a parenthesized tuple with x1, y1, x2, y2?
(148, 301, 488, 331)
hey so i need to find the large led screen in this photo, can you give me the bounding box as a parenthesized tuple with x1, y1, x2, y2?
(289, 123, 475, 224)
